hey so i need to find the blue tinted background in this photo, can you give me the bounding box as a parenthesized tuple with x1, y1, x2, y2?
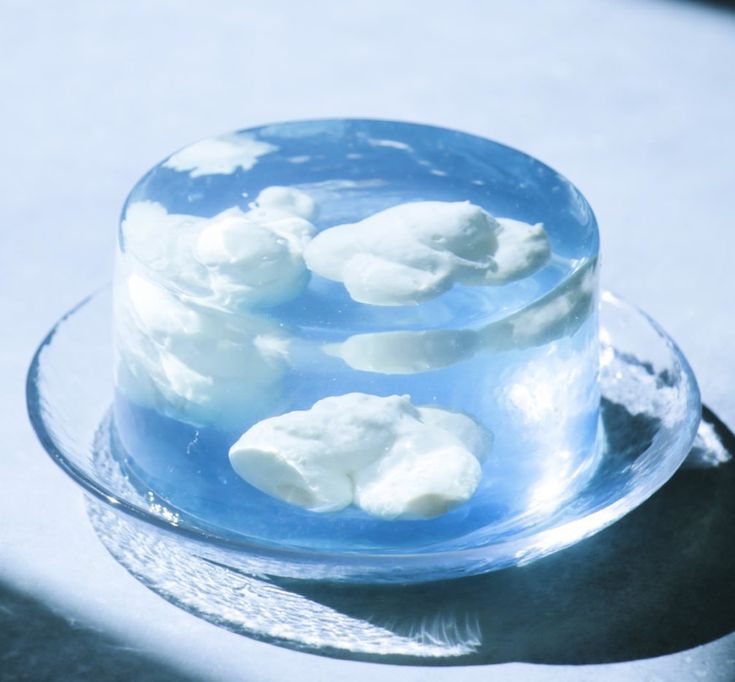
(2, 1, 735, 680)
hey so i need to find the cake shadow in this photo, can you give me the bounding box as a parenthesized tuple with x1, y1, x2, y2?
(266, 405, 735, 665)
(0, 580, 199, 682)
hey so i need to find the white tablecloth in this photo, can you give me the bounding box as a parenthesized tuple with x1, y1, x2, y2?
(2, 1, 734, 679)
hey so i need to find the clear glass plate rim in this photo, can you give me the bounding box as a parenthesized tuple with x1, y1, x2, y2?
(26, 287, 701, 568)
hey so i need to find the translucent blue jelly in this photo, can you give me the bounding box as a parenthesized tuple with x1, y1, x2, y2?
(112, 119, 601, 552)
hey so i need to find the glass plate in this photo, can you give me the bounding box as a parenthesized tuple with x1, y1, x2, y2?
(26, 289, 701, 652)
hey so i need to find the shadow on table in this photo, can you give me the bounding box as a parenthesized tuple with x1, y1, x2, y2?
(0, 583, 197, 682)
(686, 0, 735, 11)
(270, 406, 735, 665)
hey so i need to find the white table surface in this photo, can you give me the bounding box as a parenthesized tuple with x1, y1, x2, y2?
(2, 0, 735, 679)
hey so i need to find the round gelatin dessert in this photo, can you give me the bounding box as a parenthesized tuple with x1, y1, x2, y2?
(112, 119, 600, 552)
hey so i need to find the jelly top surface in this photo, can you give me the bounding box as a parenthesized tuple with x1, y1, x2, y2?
(119, 119, 599, 334)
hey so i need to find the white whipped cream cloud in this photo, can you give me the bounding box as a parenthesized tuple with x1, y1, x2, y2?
(228, 393, 491, 520)
(122, 186, 317, 310)
(324, 260, 597, 374)
(324, 329, 479, 375)
(163, 133, 277, 177)
(479, 258, 598, 352)
(116, 273, 290, 428)
(116, 186, 318, 425)
(303, 201, 550, 306)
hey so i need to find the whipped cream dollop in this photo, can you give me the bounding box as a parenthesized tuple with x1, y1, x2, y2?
(117, 186, 319, 425)
(325, 260, 597, 374)
(325, 329, 479, 375)
(163, 133, 277, 177)
(480, 259, 597, 352)
(116, 273, 290, 428)
(122, 186, 317, 309)
(228, 393, 491, 519)
(303, 201, 550, 306)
